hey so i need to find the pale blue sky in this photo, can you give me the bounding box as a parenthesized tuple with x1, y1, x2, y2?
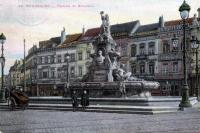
(0, 0, 199, 74)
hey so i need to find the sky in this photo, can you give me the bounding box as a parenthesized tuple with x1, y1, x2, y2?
(0, 0, 199, 74)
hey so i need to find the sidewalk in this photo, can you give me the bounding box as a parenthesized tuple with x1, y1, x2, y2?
(0, 102, 180, 114)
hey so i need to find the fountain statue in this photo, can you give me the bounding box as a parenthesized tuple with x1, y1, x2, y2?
(70, 11, 160, 98)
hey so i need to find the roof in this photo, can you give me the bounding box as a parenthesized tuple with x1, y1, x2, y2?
(165, 17, 200, 26)
(57, 33, 82, 48)
(50, 37, 61, 44)
(135, 23, 159, 33)
(9, 65, 16, 72)
(111, 20, 139, 37)
(39, 36, 62, 49)
(134, 23, 159, 37)
(79, 21, 139, 41)
(79, 28, 100, 41)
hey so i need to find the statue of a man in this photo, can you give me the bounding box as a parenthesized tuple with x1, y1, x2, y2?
(192, 14, 199, 27)
(100, 11, 111, 39)
(104, 14, 110, 34)
(96, 50, 105, 65)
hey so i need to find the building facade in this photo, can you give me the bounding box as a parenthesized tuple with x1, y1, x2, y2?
(156, 15, 200, 96)
(7, 9, 200, 96)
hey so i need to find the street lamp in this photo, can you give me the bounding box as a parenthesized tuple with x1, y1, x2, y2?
(179, 0, 192, 107)
(191, 36, 200, 101)
(0, 33, 6, 102)
(64, 53, 70, 97)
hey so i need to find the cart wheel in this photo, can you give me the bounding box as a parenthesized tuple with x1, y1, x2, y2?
(8, 97, 15, 111)
(22, 105, 26, 111)
(22, 103, 29, 111)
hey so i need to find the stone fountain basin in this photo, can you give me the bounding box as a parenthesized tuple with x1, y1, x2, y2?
(69, 81, 160, 90)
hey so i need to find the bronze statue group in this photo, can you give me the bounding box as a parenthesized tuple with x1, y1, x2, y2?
(71, 90, 89, 112)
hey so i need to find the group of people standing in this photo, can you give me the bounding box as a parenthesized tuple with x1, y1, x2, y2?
(71, 90, 89, 112)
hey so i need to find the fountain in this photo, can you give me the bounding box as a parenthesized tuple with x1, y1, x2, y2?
(27, 12, 197, 114)
(69, 11, 159, 98)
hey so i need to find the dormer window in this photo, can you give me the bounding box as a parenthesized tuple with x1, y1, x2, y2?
(52, 43, 56, 47)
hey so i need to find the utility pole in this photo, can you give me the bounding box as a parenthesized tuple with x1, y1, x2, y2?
(24, 39, 26, 92)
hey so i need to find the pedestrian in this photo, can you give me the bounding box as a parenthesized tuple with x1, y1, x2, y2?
(71, 90, 78, 112)
(81, 90, 89, 110)
(5, 88, 9, 99)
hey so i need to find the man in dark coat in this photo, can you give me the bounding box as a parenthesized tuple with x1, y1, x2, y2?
(81, 90, 89, 109)
(71, 90, 78, 112)
(5, 88, 10, 99)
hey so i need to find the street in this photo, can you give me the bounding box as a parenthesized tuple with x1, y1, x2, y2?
(0, 107, 200, 133)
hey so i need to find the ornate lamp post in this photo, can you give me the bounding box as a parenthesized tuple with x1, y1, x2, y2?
(178, 0, 192, 107)
(64, 53, 70, 97)
(191, 36, 200, 101)
(0, 33, 6, 102)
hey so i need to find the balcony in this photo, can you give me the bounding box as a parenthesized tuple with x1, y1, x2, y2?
(158, 52, 182, 61)
(136, 54, 148, 60)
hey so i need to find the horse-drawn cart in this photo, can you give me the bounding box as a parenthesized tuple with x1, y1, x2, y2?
(7, 90, 29, 110)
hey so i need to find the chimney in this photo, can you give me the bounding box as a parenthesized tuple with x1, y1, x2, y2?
(198, 8, 200, 18)
(82, 25, 85, 34)
(159, 16, 164, 28)
(60, 27, 66, 43)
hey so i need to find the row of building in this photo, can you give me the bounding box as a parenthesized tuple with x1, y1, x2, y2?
(6, 9, 200, 96)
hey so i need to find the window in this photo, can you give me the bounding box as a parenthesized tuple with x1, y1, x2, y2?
(50, 56, 54, 63)
(45, 56, 48, 63)
(149, 62, 155, 75)
(43, 71, 48, 78)
(131, 44, 137, 57)
(121, 45, 128, 56)
(33, 58, 37, 65)
(86, 66, 90, 73)
(63, 67, 67, 78)
(86, 51, 91, 59)
(173, 62, 178, 73)
(57, 68, 62, 78)
(140, 62, 145, 74)
(39, 57, 42, 64)
(52, 43, 56, 47)
(42, 57, 45, 64)
(78, 52, 83, 60)
(70, 53, 75, 62)
(79, 66, 83, 76)
(57, 55, 62, 63)
(64, 54, 70, 62)
(131, 63, 137, 74)
(139, 43, 145, 55)
(163, 40, 170, 53)
(48, 56, 51, 63)
(148, 42, 155, 55)
(51, 71, 55, 78)
(70, 66, 75, 77)
(38, 71, 42, 79)
(162, 63, 168, 74)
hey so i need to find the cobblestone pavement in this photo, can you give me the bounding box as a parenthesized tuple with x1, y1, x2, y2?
(0, 108, 200, 133)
